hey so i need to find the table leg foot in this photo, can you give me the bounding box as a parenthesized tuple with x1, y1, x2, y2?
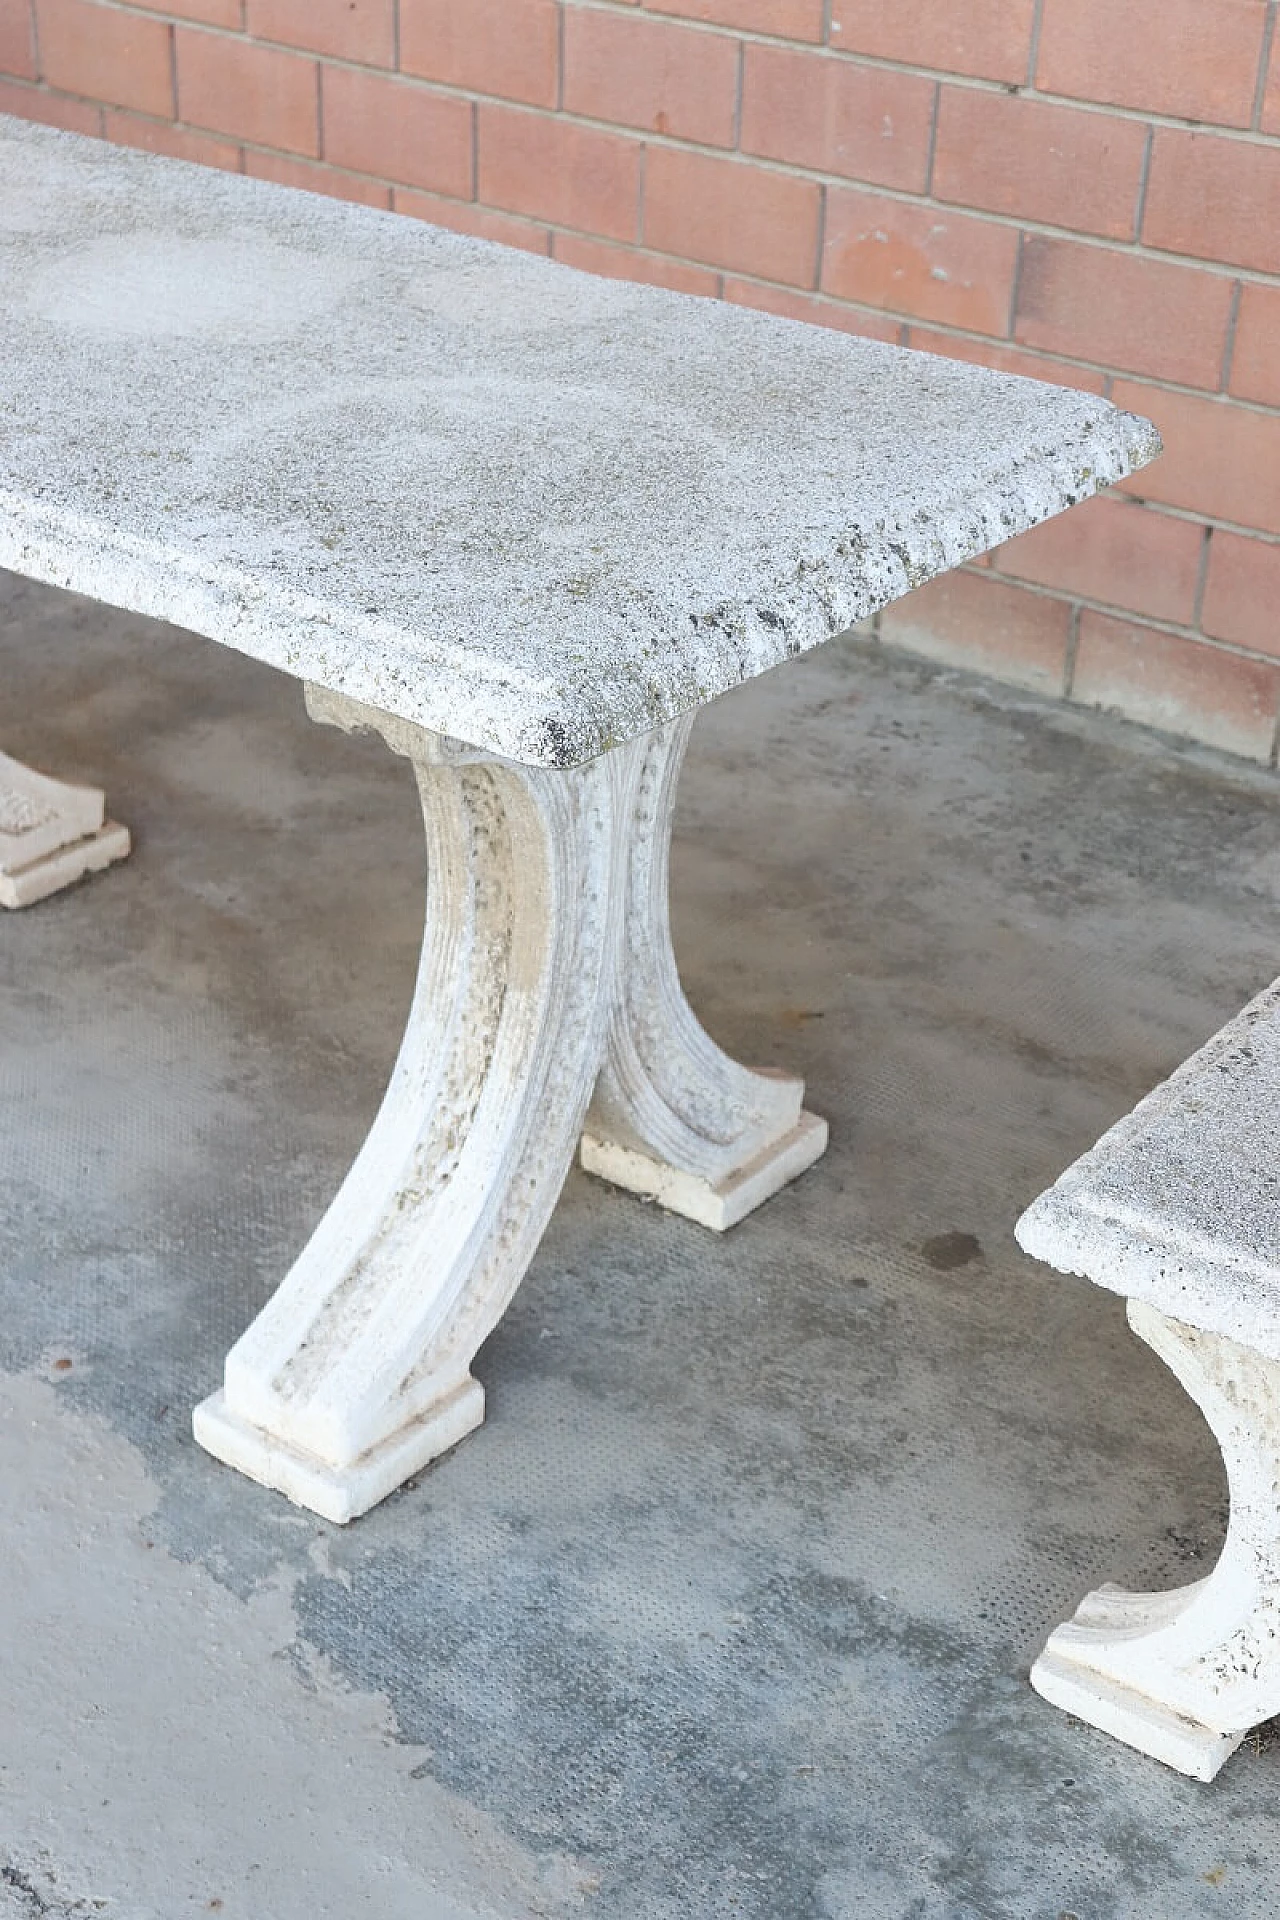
(582, 716, 828, 1229)
(581, 1103, 828, 1231)
(1030, 1300, 1280, 1778)
(193, 1378, 485, 1525)
(1031, 1588, 1243, 1782)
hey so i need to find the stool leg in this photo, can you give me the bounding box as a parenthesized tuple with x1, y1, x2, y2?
(194, 693, 649, 1522)
(581, 715, 827, 1231)
(1032, 1299, 1280, 1779)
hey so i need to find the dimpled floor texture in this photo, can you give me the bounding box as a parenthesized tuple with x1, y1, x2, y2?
(3, 568, 1279, 1918)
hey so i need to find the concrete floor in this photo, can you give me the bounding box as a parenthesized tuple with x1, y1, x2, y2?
(3, 566, 1280, 1919)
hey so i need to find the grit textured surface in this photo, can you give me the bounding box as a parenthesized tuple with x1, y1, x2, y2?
(4, 570, 1280, 1916)
(0, 117, 1158, 767)
(1019, 973, 1280, 1358)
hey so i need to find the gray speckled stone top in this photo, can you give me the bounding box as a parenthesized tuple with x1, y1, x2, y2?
(0, 116, 1161, 767)
(1017, 978, 1280, 1360)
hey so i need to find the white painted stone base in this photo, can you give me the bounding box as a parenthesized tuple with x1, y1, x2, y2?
(581, 1107, 828, 1230)
(0, 749, 130, 907)
(194, 696, 829, 1520)
(193, 1378, 485, 1526)
(1, 819, 130, 908)
(1018, 1299, 1280, 1780)
(1031, 1595, 1242, 1783)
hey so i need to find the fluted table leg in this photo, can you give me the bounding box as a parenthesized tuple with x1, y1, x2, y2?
(194, 694, 826, 1520)
(581, 715, 827, 1230)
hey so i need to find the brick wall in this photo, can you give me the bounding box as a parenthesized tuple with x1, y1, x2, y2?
(3, 0, 1280, 761)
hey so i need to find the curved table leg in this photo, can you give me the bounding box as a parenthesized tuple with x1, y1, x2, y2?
(1031, 1300, 1280, 1779)
(195, 695, 828, 1519)
(194, 693, 646, 1521)
(581, 715, 827, 1230)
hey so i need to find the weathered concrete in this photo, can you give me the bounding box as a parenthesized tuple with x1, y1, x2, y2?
(0, 116, 1158, 767)
(5, 568, 1280, 1915)
(0, 1373, 561, 1920)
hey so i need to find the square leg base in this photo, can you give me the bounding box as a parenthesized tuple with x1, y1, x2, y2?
(0, 820, 131, 909)
(192, 1377, 485, 1525)
(580, 1109, 829, 1232)
(1030, 1637, 1242, 1783)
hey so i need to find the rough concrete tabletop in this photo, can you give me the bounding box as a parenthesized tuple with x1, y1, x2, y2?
(1018, 976, 1280, 1360)
(0, 116, 1161, 767)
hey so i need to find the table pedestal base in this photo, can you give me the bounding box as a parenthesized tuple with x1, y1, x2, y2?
(193, 693, 827, 1520)
(581, 1107, 828, 1232)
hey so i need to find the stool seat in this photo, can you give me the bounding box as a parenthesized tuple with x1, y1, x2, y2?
(1019, 976, 1280, 1361)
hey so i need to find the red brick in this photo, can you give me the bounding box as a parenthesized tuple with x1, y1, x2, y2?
(992, 495, 1204, 626)
(245, 149, 393, 207)
(1072, 614, 1280, 761)
(127, 0, 239, 27)
(1015, 237, 1232, 389)
(478, 104, 641, 243)
(1144, 131, 1280, 277)
(322, 67, 471, 197)
(0, 1, 35, 78)
(395, 187, 551, 255)
(176, 29, 317, 154)
(564, 10, 737, 147)
(823, 189, 1018, 336)
(248, 0, 394, 65)
(829, 0, 1035, 84)
(645, 146, 820, 285)
(37, 0, 173, 116)
(645, 0, 824, 42)
(722, 278, 901, 342)
(740, 48, 934, 194)
(553, 232, 719, 296)
(1113, 380, 1280, 536)
(104, 108, 240, 169)
(906, 327, 1108, 393)
(1264, 34, 1280, 133)
(400, 0, 558, 108)
(0, 76, 100, 132)
(933, 89, 1147, 243)
(1201, 530, 1280, 658)
(1037, 0, 1268, 128)
(880, 569, 1070, 694)
(1230, 283, 1280, 410)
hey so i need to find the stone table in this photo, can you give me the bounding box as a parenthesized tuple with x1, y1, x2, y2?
(0, 115, 1160, 1519)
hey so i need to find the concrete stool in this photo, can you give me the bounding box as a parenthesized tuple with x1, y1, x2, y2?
(1017, 977, 1280, 1780)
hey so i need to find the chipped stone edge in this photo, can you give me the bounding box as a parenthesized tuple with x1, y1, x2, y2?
(0, 407, 1160, 770)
